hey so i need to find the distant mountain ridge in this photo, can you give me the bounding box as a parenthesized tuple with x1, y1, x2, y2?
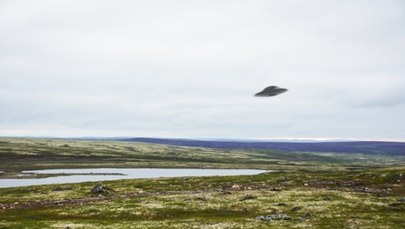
(122, 138, 405, 155)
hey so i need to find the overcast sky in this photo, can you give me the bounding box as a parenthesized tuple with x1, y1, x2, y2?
(1, 0, 405, 140)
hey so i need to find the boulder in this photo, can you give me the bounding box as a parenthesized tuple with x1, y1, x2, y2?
(91, 184, 113, 194)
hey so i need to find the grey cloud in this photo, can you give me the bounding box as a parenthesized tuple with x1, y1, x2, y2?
(1, 0, 405, 140)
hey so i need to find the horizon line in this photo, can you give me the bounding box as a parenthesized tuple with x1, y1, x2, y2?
(0, 135, 404, 143)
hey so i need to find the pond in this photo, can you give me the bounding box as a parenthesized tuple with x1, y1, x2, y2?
(0, 168, 266, 188)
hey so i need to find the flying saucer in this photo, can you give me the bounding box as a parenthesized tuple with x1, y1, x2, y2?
(254, 86, 288, 97)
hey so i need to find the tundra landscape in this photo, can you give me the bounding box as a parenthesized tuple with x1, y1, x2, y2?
(1, 138, 404, 228)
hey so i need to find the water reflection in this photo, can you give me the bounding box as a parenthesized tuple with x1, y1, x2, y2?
(0, 168, 265, 188)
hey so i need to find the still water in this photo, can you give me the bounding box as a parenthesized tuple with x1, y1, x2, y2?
(0, 168, 265, 188)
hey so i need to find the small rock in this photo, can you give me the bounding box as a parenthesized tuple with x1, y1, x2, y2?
(232, 184, 241, 190)
(195, 196, 207, 201)
(221, 190, 232, 195)
(291, 206, 302, 212)
(389, 202, 405, 207)
(256, 214, 291, 221)
(241, 194, 255, 201)
(375, 193, 385, 197)
(323, 196, 333, 201)
(398, 197, 405, 202)
(256, 215, 266, 221)
(53, 187, 64, 192)
(53, 186, 73, 192)
(276, 202, 287, 206)
(299, 212, 312, 220)
(91, 184, 113, 194)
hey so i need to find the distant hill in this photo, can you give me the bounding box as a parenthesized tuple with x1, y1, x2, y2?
(122, 138, 405, 156)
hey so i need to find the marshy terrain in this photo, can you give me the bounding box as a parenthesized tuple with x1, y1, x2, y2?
(0, 138, 404, 228)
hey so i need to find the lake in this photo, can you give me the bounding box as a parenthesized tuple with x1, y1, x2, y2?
(0, 168, 265, 188)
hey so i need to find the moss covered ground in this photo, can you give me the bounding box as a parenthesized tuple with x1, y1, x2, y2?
(0, 138, 404, 228)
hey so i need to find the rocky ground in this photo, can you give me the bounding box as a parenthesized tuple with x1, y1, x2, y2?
(1, 168, 404, 228)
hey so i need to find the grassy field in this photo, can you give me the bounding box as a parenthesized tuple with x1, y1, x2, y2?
(0, 138, 404, 228)
(1, 138, 403, 173)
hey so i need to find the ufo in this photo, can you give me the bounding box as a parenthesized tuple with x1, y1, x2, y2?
(254, 86, 288, 97)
